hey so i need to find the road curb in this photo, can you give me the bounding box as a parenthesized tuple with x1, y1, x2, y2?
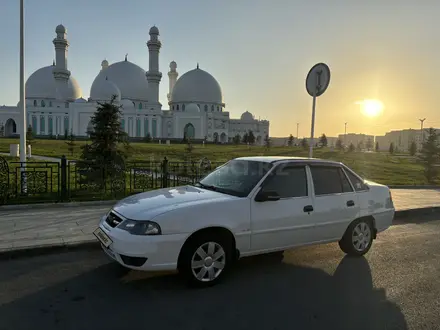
(0, 240, 101, 260)
(389, 185, 440, 189)
(394, 206, 440, 220)
(1, 207, 439, 261)
(0, 200, 117, 211)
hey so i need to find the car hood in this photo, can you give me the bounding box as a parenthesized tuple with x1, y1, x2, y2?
(112, 185, 237, 220)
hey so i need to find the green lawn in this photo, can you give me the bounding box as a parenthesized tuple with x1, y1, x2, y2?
(0, 137, 434, 186)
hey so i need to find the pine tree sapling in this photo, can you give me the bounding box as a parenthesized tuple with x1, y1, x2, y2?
(418, 128, 440, 184)
(348, 143, 355, 152)
(233, 134, 241, 145)
(242, 133, 249, 144)
(301, 138, 308, 150)
(248, 130, 256, 144)
(336, 139, 343, 150)
(264, 134, 271, 149)
(65, 129, 76, 156)
(79, 96, 128, 187)
(26, 125, 35, 146)
(389, 142, 395, 154)
(288, 134, 294, 147)
(409, 140, 417, 156)
(319, 134, 328, 147)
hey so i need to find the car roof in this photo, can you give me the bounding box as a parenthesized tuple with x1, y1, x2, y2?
(233, 156, 342, 165)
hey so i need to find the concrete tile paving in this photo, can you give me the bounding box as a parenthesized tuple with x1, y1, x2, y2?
(0, 189, 439, 254)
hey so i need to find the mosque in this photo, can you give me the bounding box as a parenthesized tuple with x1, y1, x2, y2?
(0, 24, 269, 144)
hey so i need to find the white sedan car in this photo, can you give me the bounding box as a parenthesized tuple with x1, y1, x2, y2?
(94, 156, 395, 287)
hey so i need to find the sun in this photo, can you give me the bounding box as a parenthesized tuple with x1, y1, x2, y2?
(356, 99, 384, 117)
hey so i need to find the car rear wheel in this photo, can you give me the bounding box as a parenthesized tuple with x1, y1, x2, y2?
(179, 235, 232, 287)
(339, 218, 374, 256)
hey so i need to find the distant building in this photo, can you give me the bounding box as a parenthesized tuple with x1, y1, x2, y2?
(337, 133, 374, 149)
(375, 128, 440, 152)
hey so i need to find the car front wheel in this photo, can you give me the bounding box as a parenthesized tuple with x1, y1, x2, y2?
(179, 235, 231, 287)
(339, 218, 374, 256)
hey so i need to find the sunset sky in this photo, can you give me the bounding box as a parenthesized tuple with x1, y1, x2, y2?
(1, 0, 439, 137)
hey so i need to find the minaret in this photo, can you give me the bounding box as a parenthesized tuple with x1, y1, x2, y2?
(52, 24, 71, 83)
(146, 26, 162, 105)
(167, 61, 178, 102)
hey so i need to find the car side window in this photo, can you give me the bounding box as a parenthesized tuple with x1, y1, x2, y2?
(345, 169, 368, 191)
(310, 166, 353, 196)
(262, 165, 308, 198)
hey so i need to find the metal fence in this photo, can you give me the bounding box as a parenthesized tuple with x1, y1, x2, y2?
(0, 155, 224, 205)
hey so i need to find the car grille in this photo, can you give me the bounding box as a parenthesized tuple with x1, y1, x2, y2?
(105, 212, 123, 228)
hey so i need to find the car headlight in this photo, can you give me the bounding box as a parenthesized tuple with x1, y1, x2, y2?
(118, 220, 162, 236)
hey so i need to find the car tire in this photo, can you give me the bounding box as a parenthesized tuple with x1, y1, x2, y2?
(339, 218, 374, 256)
(179, 234, 232, 288)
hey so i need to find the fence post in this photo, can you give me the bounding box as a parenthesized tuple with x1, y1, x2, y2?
(162, 157, 168, 188)
(60, 155, 67, 201)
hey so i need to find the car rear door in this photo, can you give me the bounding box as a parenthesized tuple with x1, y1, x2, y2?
(308, 164, 360, 242)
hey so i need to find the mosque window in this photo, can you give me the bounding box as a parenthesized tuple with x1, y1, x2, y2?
(41, 100, 46, 107)
(204, 105, 208, 112)
(33, 100, 37, 107)
(217, 106, 220, 111)
(182, 104, 185, 111)
(211, 105, 214, 112)
(121, 118, 125, 131)
(49, 101, 52, 107)
(177, 104, 180, 111)
(65, 102, 69, 108)
(139, 103, 142, 110)
(172, 105, 174, 110)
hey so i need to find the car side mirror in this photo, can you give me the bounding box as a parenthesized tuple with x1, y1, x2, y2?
(255, 190, 280, 202)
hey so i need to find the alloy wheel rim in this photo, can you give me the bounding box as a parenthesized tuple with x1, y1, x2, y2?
(191, 242, 226, 282)
(352, 222, 371, 252)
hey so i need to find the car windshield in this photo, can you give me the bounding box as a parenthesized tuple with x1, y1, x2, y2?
(195, 160, 273, 197)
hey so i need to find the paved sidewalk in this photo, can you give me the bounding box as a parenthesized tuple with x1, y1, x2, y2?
(0, 188, 440, 255)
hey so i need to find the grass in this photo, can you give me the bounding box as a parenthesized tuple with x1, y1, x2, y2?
(0, 137, 435, 186)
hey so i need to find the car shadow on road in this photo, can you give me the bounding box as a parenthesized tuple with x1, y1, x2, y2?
(0, 253, 407, 330)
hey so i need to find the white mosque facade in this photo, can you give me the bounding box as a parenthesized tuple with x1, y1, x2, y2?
(0, 25, 269, 144)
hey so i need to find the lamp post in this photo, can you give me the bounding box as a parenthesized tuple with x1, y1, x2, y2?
(19, 0, 27, 193)
(19, 0, 26, 162)
(344, 122, 347, 147)
(419, 118, 426, 150)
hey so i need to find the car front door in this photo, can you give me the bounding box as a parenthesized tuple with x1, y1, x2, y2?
(250, 163, 314, 252)
(308, 164, 360, 242)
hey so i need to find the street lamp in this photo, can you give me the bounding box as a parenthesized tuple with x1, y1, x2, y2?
(19, 0, 27, 163)
(19, 0, 27, 193)
(419, 118, 426, 149)
(344, 122, 347, 146)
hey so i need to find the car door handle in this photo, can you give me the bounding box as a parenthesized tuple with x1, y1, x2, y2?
(303, 205, 314, 213)
(347, 200, 355, 207)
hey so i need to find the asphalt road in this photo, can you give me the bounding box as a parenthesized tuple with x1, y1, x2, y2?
(1, 215, 440, 330)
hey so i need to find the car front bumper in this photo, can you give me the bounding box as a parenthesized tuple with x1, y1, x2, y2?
(97, 216, 188, 271)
